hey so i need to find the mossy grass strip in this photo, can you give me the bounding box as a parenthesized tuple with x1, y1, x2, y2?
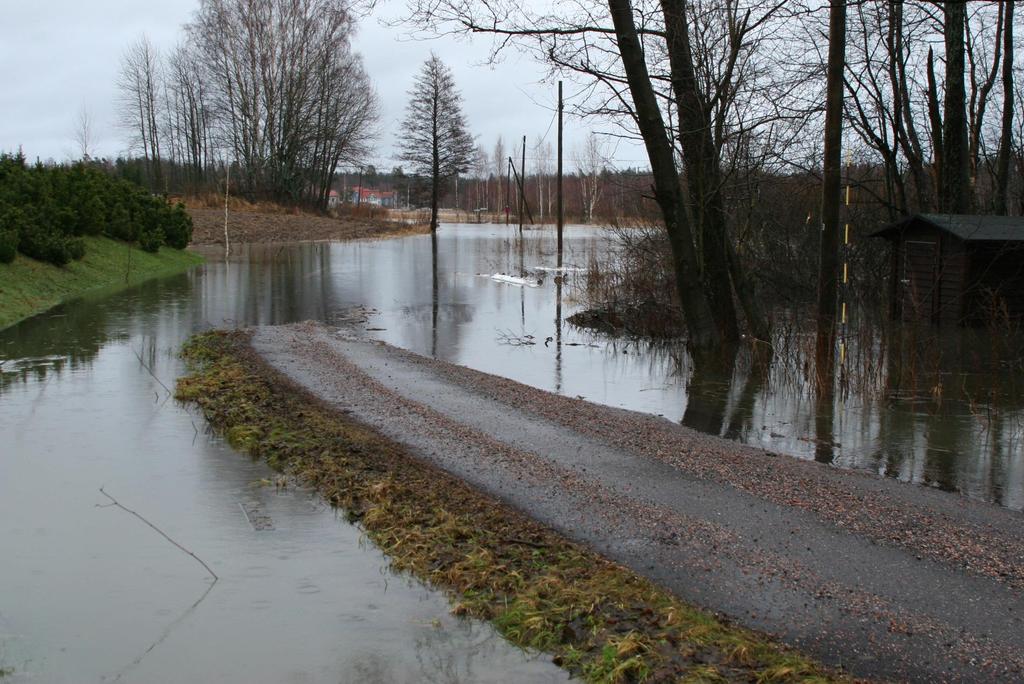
(176, 330, 849, 684)
(0, 236, 203, 330)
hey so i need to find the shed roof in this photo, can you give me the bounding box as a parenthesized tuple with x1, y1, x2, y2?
(871, 214, 1024, 242)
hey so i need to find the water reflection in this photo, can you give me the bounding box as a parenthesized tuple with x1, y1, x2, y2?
(554, 275, 563, 394)
(682, 354, 735, 436)
(813, 395, 837, 465)
(721, 358, 767, 444)
(432, 232, 439, 356)
(2, 225, 1022, 515)
(0, 231, 572, 683)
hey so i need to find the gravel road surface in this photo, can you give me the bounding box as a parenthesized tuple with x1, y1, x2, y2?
(251, 323, 1024, 682)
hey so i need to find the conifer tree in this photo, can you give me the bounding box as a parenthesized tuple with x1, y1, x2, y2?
(398, 54, 475, 232)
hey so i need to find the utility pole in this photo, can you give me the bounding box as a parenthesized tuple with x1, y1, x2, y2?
(356, 166, 363, 207)
(505, 158, 511, 225)
(557, 81, 564, 267)
(508, 158, 534, 226)
(519, 135, 526, 234)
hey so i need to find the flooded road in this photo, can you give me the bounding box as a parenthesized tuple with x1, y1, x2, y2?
(2, 222, 1022, 679)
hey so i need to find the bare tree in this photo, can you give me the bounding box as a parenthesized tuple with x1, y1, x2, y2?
(492, 136, 506, 212)
(535, 139, 553, 221)
(471, 145, 490, 210)
(965, 2, 1003, 195)
(166, 42, 213, 193)
(186, 0, 377, 206)
(73, 105, 95, 161)
(574, 133, 605, 223)
(398, 54, 475, 233)
(608, 0, 722, 349)
(117, 35, 164, 190)
(844, 1, 932, 215)
(994, 0, 1015, 214)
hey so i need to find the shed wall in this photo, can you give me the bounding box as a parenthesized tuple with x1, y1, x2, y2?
(893, 223, 966, 324)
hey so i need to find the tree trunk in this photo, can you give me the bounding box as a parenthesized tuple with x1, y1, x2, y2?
(967, 3, 1004, 196)
(726, 239, 770, 342)
(431, 89, 440, 233)
(660, 0, 740, 344)
(430, 173, 440, 233)
(889, 0, 930, 212)
(942, 1, 972, 213)
(606, 0, 720, 350)
(815, 0, 846, 385)
(926, 48, 944, 202)
(995, 1, 1014, 214)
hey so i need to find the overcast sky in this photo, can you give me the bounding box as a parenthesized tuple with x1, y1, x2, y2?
(1, 1, 648, 172)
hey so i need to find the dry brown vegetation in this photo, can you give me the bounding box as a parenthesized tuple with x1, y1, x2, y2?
(186, 201, 427, 245)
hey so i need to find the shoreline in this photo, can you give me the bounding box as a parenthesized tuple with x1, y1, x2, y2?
(0, 236, 203, 331)
(0, 207, 425, 332)
(176, 328, 842, 683)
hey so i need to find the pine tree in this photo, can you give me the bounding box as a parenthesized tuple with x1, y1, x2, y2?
(398, 54, 475, 232)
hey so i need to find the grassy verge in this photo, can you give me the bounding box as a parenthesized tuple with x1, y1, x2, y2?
(176, 330, 847, 683)
(0, 236, 203, 330)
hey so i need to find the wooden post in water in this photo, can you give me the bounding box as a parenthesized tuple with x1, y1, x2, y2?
(223, 160, 230, 258)
(519, 135, 526, 235)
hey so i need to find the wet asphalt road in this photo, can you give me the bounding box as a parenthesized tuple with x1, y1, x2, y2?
(251, 324, 1024, 682)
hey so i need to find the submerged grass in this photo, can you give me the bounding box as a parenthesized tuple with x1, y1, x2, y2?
(0, 236, 203, 330)
(176, 330, 847, 684)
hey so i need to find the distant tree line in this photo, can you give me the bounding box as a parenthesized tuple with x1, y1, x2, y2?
(0, 152, 192, 266)
(454, 134, 612, 222)
(117, 0, 378, 209)
(347, 132, 658, 224)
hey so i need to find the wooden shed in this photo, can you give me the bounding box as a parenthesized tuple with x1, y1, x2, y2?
(871, 214, 1024, 325)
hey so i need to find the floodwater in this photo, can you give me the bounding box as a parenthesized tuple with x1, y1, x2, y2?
(2, 223, 1022, 679)
(0, 230, 574, 682)
(177, 223, 1019, 511)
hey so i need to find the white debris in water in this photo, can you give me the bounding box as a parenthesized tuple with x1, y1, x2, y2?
(531, 265, 586, 273)
(489, 273, 541, 287)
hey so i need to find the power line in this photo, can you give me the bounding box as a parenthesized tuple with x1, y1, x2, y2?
(537, 109, 558, 147)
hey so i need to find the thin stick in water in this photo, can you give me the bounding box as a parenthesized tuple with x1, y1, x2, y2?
(97, 487, 218, 581)
(131, 345, 172, 395)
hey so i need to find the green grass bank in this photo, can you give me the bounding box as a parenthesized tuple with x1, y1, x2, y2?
(177, 330, 846, 684)
(0, 236, 203, 330)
